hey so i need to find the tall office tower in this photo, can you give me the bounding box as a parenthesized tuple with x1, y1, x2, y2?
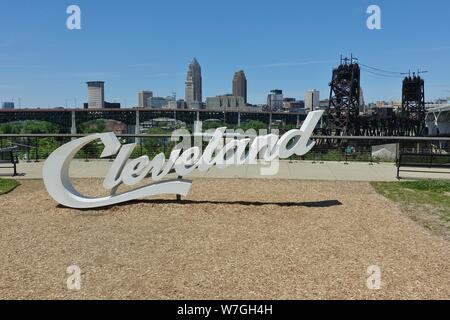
(304, 89, 320, 111)
(1, 102, 15, 109)
(232, 70, 247, 104)
(138, 90, 153, 108)
(267, 89, 283, 111)
(185, 58, 202, 104)
(87, 81, 105, 109)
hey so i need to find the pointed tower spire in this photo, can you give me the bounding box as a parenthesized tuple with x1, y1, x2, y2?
(185, 58, 202, 104)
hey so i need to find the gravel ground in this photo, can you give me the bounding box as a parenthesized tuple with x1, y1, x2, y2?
(1, 178, 450, 300)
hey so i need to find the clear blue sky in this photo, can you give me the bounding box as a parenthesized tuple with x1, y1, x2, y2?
(1, 0, 450, 107)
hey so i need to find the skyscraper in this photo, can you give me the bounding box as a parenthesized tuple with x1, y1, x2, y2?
(185, 58, 202, 104)
(232, 70, 247, 104)
(138, 90, 153, 108)
(87, 81, 105, 109)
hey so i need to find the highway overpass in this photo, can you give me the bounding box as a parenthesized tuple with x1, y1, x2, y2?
(426, 105, 450, 136)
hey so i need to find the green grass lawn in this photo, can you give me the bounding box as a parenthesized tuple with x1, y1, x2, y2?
(371, 180, 450, 239)
(0, 178, 20, 195)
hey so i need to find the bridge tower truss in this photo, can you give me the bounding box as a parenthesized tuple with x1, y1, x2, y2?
(326, 57, 362, 136)
(400, 75, 426, 136)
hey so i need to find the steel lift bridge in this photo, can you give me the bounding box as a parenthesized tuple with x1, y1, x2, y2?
(325, 55, 427, 137)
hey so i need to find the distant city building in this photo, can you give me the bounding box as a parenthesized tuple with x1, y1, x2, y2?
(304, 89, 320, 111)
(177, 100, 187, 109)
(392, 100, 402, 109)
(166, 100, 187, 109)
(148, 96, 170, 109)
(86, 81, 105, 108)
(185, 58, 202, 105)
(187, 101, 203, 110)
(206, 95, 246, 110)
(376, 101, 388, 108)
(375, 100, 401, 110)
(138, 91, 153, 108)
(232, 70, 247, 104)
(166, 100, 177, 110)
(318, 99, 329, 111)
(267, 90, 283, 111)
(2, 102, 14, 110)
(282, 98, 304, 113)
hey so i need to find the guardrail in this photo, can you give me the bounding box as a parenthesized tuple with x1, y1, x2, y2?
(1, 133, 449, 140)
(0, 134, 449, 164)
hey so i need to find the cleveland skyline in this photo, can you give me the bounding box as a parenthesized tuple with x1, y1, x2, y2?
(2, 1, 450, 108)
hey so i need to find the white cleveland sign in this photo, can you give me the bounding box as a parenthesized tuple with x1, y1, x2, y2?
(43, 110, 323, 209)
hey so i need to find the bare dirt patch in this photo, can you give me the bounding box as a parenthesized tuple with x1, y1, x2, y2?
(1, 179, 450, 300)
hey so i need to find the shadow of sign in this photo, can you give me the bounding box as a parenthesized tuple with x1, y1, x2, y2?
(57, 199, 343, 213)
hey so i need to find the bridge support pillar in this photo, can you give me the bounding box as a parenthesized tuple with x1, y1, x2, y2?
(196, 111, 200, 122)
(269, 112, 273, 130)
(71, 111, 77, 135)
(238, 112, 241, 127)
(296, 114, 300, 128)
(135, 110, 140, 143)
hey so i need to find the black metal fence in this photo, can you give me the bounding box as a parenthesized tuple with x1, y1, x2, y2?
(0, 134, 449, 164)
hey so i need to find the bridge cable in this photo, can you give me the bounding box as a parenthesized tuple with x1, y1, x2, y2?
(358, 62, 403, 75)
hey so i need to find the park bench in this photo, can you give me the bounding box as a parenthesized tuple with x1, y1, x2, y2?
(0, 146, 19, 176)
(397, 152, 450, 179)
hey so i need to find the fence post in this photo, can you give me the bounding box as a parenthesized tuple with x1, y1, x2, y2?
(26, 137, 31, 162)
(71, 110, 77, 135)
(163, 138, 166, 157)
(430, 149, 433, 169)
(34, 137, 39, 162)
(135, 109, 140, 144)
(395, 142, 400, 165)
(369, 146, 374, 165)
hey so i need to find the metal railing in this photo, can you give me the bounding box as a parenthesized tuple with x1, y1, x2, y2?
(0, 134, 449, 164)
